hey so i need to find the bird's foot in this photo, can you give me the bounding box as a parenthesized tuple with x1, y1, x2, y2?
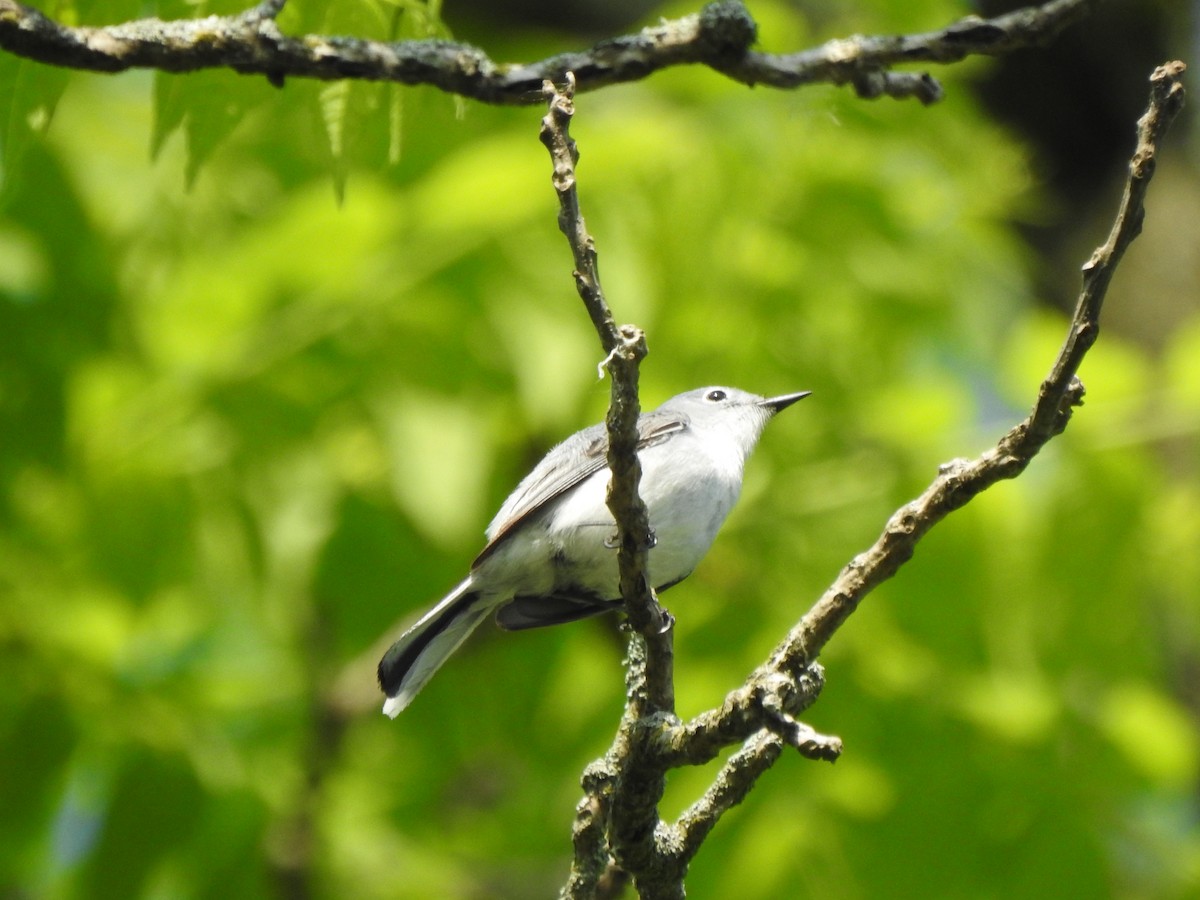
(603, 526, 657, 550)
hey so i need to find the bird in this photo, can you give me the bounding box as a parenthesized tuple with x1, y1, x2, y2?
(377, 386, 810, 717)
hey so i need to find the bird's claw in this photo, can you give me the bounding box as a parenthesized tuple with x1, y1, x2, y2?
(604, 526, 657, 551)
(657, 608, 675, 634)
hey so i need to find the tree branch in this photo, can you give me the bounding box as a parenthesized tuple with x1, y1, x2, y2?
(541, 76, 681, 899)
(774, 59, 1187, 675)
(0, 0, 1094, 105)
(674, 730, 783, 860)
(538, 75, 669, 696)
(660, 57, 1187, 847)
(556, 58, 1186, 894)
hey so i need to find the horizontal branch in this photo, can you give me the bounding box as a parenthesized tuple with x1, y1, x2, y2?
(0, 0, 1094, 105)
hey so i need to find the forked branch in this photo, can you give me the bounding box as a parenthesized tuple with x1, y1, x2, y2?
(553, 60, 1187, 899)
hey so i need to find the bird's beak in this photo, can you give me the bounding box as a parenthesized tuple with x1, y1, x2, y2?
(758, 391, 811, 413)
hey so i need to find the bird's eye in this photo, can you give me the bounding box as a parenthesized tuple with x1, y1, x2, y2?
(705, 389, 728, 402)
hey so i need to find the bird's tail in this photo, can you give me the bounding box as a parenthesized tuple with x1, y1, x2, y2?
(377, 578, 490, 717)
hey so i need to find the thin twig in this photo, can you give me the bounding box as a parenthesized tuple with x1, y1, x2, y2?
(545, 63, 1190, 884)
(675, 731, 783, 859)
(537, 75, 669, 685)
(547, 38, 1189, 900)
(538, 74, 620, 351)
(541, 76, 682, 899)
(0, 0, 1094, 105)
(779, 59, 1187, 672)
(652, 63, 1187, 857)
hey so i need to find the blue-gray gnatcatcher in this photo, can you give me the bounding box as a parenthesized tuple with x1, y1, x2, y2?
(378, 386, 810, 717)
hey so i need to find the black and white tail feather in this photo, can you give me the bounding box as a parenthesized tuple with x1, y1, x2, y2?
(377, 579, 487, 718)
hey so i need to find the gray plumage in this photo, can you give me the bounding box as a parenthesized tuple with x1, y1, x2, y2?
(378, 386, 809, 716)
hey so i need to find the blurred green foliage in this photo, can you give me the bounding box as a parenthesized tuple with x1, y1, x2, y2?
(2, 0, 1199, 897)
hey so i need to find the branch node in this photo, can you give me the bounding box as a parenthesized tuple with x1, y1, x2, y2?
(1066, 376, 1086, 406)
(603, 324, 648, 375)
(697, 0, 757, 57)
(238, 0, 286, 24)
(851, 68, 885, 99)
(759, 672, 842, 763)
(937, 457, 969, 476)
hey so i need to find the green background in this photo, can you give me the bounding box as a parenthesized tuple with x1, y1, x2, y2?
(2, 0, 1198, 896)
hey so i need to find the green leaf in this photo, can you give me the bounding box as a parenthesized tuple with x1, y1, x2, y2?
(0, 57, 69, 197)
(319, 81, 352, 202)
(153, 69, 277, 187)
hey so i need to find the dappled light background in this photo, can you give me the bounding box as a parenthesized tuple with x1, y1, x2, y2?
(2, 0, 1198, 897)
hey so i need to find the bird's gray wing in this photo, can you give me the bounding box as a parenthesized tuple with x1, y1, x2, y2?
(472, 409, 688, 567)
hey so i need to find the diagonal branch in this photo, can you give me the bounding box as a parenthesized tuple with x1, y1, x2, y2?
(549, 54, 1192, 900)
(0, 0, 1094, 105)
(648, 62, 1187, 855)
(537, 26, 1189, 900)
(674, 730, 784, 859)
(776, 59, 1187, 674)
